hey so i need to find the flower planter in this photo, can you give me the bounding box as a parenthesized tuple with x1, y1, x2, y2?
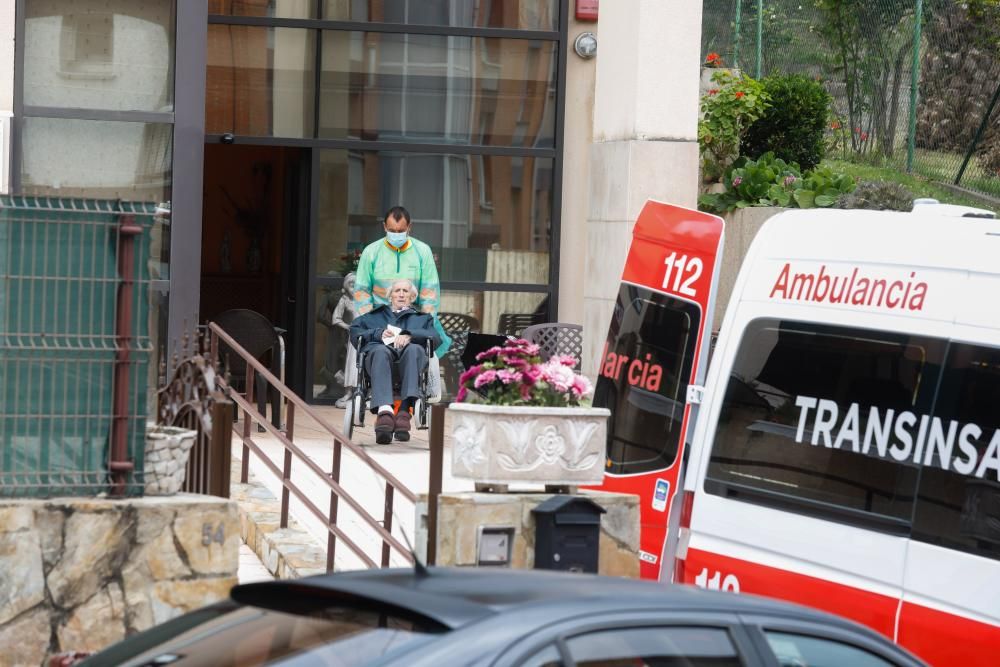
(144, 425, 197, 495)
(450, 403, 610, 486)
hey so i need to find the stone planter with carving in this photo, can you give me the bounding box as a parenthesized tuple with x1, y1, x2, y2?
(450, 403, 610, 485)
(144, 424, 197, 495)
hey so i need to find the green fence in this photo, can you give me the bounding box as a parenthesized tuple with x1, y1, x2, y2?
(0, 197, 153, 497)
(702, 0, 1000, 200)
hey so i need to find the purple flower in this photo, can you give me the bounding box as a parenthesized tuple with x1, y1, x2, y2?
(732, 176, 743, 187)
(783, 175, 796, 186)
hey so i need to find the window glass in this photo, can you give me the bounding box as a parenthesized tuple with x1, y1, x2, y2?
(706, 320, 945, 525)
(319, 32, 557, 147)
(20, 117, 172, 202)
(314, 149, 552, 284)
(81, 603, 442, 666)
(24, 1, 176, 112)
(594, 285, 701, 475)
(518, 644, 563, 667)
(322, 0, 558, 30)
(914, 343, 1000, 561)
(208, 0, 316, 19)
(765, 631, 897, 667)
(565, 626, 741, 667)
(206, 25, 316, 138)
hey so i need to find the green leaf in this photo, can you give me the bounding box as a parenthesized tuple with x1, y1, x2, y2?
(793, 189, 816, 208)
(814, 194, 837, 207)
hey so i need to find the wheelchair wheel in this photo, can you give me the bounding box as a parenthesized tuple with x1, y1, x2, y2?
(415, 398, 429, 430)
(342, 398, 354, 441)
(354, 394, 366, 427)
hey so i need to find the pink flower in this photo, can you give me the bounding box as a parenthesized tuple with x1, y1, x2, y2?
(456, 386, 468, 402)
(474, 370, 498, 388)
(475, 346, 503, 361)
(540, 362, 575, 393)
(497, 369, 523, 384)
(519, 383, 532, 400)
(783, 175, 796, 186)
(551, 354, 578, 368)
(523, 366, 542, 384)
(732, 176, 743, 187)
(458, 365, 481, 385)
(571, 374, 594, 399)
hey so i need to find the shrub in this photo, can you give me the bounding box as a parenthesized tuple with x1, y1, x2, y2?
(698, 71, 770, 182)
(699, 152, 855, 214)
(741, 74, 832, 172)
(836, 180, 915, 211)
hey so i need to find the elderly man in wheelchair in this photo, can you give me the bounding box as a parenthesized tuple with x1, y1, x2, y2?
(347, 278, 441, 444)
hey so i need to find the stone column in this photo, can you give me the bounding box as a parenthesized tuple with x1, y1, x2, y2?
(582, 0, 703, 376)
(556, 15, 598, 326)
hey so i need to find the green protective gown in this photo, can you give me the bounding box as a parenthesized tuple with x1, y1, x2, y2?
(353, 237, 451, 355)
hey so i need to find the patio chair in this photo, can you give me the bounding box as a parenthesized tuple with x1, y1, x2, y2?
(496, 312, 544, 338)
(522, 322, 584, 370)
(437, 312, 480, 400)
(212, 309, 284, 430)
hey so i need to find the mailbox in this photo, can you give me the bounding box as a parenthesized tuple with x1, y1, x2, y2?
(532, 496, 606, 574)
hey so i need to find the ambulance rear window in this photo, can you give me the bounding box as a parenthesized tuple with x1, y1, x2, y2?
(705, 319, 944, 528)
(594, 284, 700, 475)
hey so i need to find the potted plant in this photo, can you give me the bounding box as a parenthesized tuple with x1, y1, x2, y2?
(449, 339, 610, 487)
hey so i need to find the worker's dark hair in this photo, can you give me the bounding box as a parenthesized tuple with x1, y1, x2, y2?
(383, 205, 411, 226)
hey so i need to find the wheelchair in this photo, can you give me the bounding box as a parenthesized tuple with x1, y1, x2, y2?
(341, 336, 438, 441)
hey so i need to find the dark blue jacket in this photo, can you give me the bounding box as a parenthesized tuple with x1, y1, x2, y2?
(350, 305, 442, 350)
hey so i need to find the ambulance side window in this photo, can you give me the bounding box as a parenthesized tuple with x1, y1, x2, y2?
(704, 319, 945, 528)
(594, 284, 700, 475)
(913, 343, 1000, 561)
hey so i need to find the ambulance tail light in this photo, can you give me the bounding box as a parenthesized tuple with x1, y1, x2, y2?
(671, 490, 695, 583)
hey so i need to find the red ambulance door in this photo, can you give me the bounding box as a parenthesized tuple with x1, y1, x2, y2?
(592, 200, 724, 580)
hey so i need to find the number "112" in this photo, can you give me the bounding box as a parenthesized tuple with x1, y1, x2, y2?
(662, 252, 703, 297)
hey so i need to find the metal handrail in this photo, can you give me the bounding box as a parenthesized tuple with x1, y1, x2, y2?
(208, 322, 416, 569)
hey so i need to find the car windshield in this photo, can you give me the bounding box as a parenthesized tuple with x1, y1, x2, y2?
(79, 601, 443, 667)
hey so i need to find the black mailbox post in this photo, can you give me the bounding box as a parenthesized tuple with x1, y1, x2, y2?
(532, 496, 606, 574)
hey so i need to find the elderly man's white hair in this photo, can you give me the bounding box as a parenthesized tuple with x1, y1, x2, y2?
(389, 278, 418, 301)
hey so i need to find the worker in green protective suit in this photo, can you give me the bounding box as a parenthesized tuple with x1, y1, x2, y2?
(353, 205, 451, 357)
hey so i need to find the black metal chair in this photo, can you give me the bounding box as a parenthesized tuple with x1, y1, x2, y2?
(497, 312, 545, 338)
(437, 312, 480, 400)
(212, 309, 283, 430)
(522, 322, 584, 370)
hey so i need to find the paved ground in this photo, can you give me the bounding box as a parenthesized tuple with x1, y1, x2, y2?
(238, 543, 274, 583)
(233, 403, 476, 573)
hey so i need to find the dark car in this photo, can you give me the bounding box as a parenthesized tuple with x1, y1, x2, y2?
(80, 567, 925, 667)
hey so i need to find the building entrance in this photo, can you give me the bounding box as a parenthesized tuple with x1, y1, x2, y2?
(200, 144, 310, 395)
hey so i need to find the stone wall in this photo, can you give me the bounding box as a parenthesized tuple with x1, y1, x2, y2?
(713, 206, 785, 330)
(0, 495, 238, 667)
(416, 491, 640, 578)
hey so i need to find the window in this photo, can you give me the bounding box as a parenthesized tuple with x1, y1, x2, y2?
(913, 343, 1000, 561)
(518, 644, 564, 667)
(764, 631, 897, 667)
(705, 320, 946, 527)
(84, 602, 443, 666)
(594, 285, 701, 475)
(564, 626, 742, 667)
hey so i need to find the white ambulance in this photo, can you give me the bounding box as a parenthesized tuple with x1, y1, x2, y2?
(673, 204, 1000, 666)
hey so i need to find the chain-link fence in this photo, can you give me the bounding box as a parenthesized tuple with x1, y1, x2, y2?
(702, 0, 1000, 200)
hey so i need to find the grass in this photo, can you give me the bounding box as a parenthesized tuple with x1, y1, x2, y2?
(822, 159, 999, 214)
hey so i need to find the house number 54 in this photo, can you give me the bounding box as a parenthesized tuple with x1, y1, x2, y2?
(202, 523, 225, 546)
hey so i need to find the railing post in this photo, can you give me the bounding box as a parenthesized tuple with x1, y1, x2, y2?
(211, 395, 233, 497)
(427, 404, 446, 566)
(328, 438, 342, 572)
(241, 365, 254, 483)
(382, 482, 395, 567)
(280, 403, 295, 528)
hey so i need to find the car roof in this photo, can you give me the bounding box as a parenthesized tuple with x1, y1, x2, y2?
(231, 566, 865, 632)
